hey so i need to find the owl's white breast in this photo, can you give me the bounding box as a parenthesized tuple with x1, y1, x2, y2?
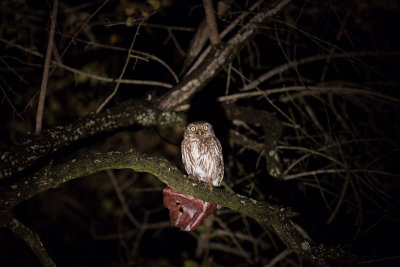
(189, 139, 211, 182)
(182, 135, 223, 186)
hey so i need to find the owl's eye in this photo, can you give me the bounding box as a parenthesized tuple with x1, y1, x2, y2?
(203, 125, 208, 131)
(190, 126, 196, 132)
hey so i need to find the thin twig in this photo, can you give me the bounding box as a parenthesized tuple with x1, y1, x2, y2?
(35, 0, 58, 135)
(0, 58, 29, 85)
(106, 170, 141, 228)
(214, 216, 252, 263)
(53, 60, 172, 88)
(79, 38, 180, 82)
(96, 21, 143, 113)
(106, 21, 196, 32)
(166, 29, 185, 57)
(158, 0, 292, 110)
(284, 168, 400, 180)
(59, 0, 111, 58)
(187, 0, 264, 75)
(239, 51, 397, 92)
(0, 38, 42, 57)
(327, 174, 349, 224)
(0, 83, 23, 119)
(264, 249, 292, 267)
(0, 37, 179, 85)
(217, 85, 400, 103)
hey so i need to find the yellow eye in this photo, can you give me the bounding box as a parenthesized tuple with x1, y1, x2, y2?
(190, 126, 196, 132)
(203, 125, 208, 131)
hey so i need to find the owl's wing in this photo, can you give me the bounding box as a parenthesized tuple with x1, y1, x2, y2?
(181, 139, 195, 176)
(212, 137, 224, 186)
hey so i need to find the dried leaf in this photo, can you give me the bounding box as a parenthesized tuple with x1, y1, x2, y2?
(163, 186, 217, 231)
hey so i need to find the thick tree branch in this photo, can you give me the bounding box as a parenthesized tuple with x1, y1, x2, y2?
(0, 100, 186, 180)
(202, 0, 220, 45)
(0, 150, 293, 219)
(0, 150, 348, 265)
(180, 20, 209, 74)
(157, 0, 292, 110)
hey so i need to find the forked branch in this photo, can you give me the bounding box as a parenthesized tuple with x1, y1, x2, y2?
(157, 0, 292, 110)
(0, 150, 349, 266)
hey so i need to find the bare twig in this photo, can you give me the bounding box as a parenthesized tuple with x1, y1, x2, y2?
(186, 0, 264, 75)
(209, 242, 251, 259)
(107, 170, 141, 228)
(0, 58, 29, 85)
(264, 249, 292, 267)
(283, 169, 400, 180)
(35, 0, 58, 135)
(96, 21, 144, 113)
(239, 51, 397, 92)
(166, 29, 185, 57)
(217, 86, 400, 103)
(327, 174, 350, 224)
(0, 83, 23, 119)
(214, 216, 253, 263)
(158, 0, 292, 110)
(54, 61, 173, 88)
(106, 21, 195, 32)
(59, 0, 111, 58)
(0, 37, 178, 85)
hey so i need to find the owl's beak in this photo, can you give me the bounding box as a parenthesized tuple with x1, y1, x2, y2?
(197, 129, 202, 136)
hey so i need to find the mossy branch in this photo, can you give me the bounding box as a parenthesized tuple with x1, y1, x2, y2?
(0, 100, 186, 180)
(0, 150, 348, 266)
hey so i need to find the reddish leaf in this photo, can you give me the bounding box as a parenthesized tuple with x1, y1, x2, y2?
(163, 186, 217, 231)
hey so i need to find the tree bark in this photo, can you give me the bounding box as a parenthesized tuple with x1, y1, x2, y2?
(0, 100, 186, 180)
(157, 0, 292, 110)
(0, 150, 349, 266)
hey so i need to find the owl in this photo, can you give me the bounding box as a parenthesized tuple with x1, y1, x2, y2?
(181, 121, 224, 190)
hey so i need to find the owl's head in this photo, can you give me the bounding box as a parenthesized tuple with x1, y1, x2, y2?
(184, 121, 215, 138)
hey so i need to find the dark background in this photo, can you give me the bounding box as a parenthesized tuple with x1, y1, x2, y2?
(1, 0, 400, 266)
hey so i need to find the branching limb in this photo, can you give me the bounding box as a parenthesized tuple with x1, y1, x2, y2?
(157, 0, 292, 110)
(0, 100, 186, 180)
(0, 150, 294, 219)
(0, 150, 350, 265)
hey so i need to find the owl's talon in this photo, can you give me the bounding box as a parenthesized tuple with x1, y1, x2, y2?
(205, 181, 213, 191)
